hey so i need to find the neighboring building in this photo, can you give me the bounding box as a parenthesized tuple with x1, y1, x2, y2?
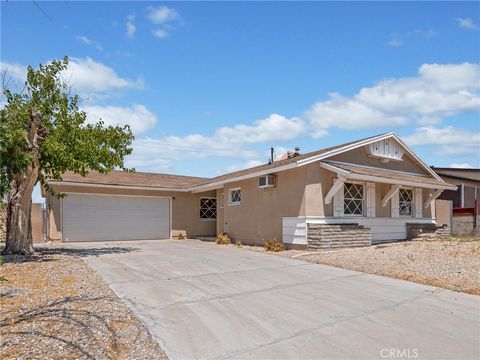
(433, 167, 480, 209)
(44, 132, 456, 249)
(433, 167, 480, 236)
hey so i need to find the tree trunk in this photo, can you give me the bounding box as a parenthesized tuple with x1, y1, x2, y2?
(2, 111, 41, 255)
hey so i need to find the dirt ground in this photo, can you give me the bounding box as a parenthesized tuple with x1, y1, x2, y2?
(0, 247, 167, 360)
(232, 237, 480, 295)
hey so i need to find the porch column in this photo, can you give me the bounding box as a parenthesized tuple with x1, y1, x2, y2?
(415, 188, 423, 218)
(366, 182, 376, 217)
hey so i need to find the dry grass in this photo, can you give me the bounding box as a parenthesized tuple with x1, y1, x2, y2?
(237, 238, 480, 295)
(216, 233, 231, 245)
(264, 240, 285, 252)
(0, 249, 167, 360)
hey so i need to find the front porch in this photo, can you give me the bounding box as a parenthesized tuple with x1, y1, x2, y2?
(283, 160, 457, 250)
(283, 216, 447, 249)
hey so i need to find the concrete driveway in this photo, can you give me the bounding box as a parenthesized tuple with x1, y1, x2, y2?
(64, 239, 479, 360)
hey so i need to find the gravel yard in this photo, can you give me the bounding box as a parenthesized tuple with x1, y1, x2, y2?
(0, 247, 168, 360)
(231, 238, 480, 295)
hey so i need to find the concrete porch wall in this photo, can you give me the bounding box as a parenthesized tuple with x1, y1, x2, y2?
(283, 217, 437, 247)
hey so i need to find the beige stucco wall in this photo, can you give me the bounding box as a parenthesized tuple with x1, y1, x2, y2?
(46, 185, 216, 241)
(216, 164, 336, 245)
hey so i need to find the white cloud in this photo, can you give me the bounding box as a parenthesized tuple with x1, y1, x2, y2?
(456, 18, 478, 30)
(152, 29, 169, 39)
(225, 160, 265, 173)
(403, 126, 480, 156)
(148, 6, 178, 24)
(215, 114, 305, 144)
(83, 104, 157, 135)
(1, 58, 143, 99)
(128, 137, 259, 173)
(0, 61, 28, 87)
(62, 57, 144, 98)
(148, 6, 179, 39)
(306, 63, 480, 137)
(128, 114, 304, 171)
(387, 39, 404, 47)
(403, 126, 480, 146)
(422, 29, 437, 38)
(76, 36, 103, 51)
(450, 163, 474, 169)
(126, 15, 136, 38)
(387, 29, 437, 47)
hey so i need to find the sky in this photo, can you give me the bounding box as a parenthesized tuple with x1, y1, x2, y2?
(1, 1, 479, 203)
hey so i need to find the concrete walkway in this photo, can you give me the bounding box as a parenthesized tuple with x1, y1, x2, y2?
(63, 240, 479, 360)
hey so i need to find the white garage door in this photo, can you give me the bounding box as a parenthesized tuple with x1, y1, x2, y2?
(62, 194, 170, 242)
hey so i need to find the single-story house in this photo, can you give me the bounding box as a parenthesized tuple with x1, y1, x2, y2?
(44, 132, 457, 249)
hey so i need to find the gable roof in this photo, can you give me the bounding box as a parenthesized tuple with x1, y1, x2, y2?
(191, 131, 445, 191)
(48, 132, 449, 191)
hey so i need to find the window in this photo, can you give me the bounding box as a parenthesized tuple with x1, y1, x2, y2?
(229, 188, 241, 205)
(344, 183, 364, 216)
(200, 198, 216, 219)
(258, 175, 276, 188)
(399, 189, 413, 216)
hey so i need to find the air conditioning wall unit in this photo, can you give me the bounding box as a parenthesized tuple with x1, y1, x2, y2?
(258, 174, 276, 188)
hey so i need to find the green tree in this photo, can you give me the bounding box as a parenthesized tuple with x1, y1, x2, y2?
(0, 57, 134, 254)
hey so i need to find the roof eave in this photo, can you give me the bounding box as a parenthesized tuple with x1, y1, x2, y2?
(47, 181, 192, 192)
(319, 162, 457, 191)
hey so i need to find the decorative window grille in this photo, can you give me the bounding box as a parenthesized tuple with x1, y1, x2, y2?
(200, 198, 217, 219)
(344, 183, 364, 216)
(229, 189, 241, 205)
(399, 189, 413, 216)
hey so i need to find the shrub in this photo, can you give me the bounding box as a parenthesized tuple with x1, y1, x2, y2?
(235, 240, 242, 248)
(216, 233, 231, 245)
(264, 240, 284, 252)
